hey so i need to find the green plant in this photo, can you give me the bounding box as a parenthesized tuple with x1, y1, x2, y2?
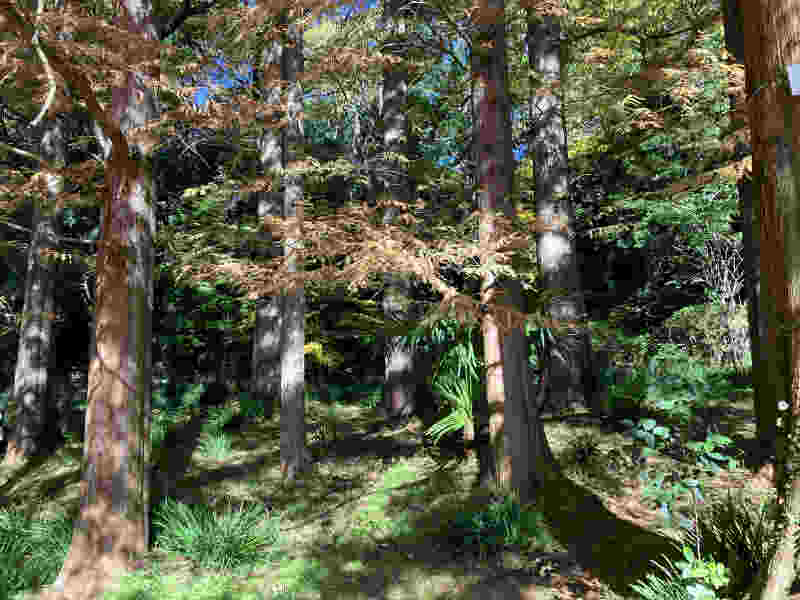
(202, 405, 236, 434)
(197, 431, 233, 461)
(607, 368, 650, 416)
(622, 417, 675, 457)
(630, 492, 732, 600)
(0, 508, 73, 596)
(152, 498, 281, 571)
(693, 491, 779, 600)
(685, 432, 742, 474)
(425, 371, 480, 445)
(359, 386, 382, 410)
(237, 390, 264, 420)
(448, 493, 552, 558)
(638, 469, 703, 529)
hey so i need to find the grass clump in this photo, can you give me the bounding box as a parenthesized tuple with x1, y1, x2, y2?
(152, 498, 282, 572)
(0, 508, 73, 598)
(447, 492, 553, 558)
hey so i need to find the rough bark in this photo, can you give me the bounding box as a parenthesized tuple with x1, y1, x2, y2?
(739, 1, 800, 599)
(46, 2, 158, 597)
(528, 12, 592, 416)
(473, 0, 559, 501)
(252, 36, 286, 420)
(722, 0, 776, 465)
(380, 0, 418, 421)
(3, 119, 65, 465)
(279, 13, 308, 481)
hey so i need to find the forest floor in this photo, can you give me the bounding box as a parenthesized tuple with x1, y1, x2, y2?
(0, 384, 786, 600)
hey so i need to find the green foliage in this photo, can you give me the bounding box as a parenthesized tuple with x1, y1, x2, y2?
(237, 391, 265, 421)
(358, 385, 382, 410)
(630, 541, 731, 600)
(449, 494, 553, 558)
(202, 405, 237, 435)
(425, 371, 481, 445)
(694, 492, 779, 600)
(622, 417, 675, 456)
(664, 302, 750, 371)
(152, 498, 281, 572)
(632, 488, 777, 600)
(197, 432, 234, 461)
(0, 508, 73, 596)
(637, 469, 703, 528)
(685, 432, 741, 474)
(416, 318, 484, 444)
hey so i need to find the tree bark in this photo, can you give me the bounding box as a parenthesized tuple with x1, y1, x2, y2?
(252, 35, 286, 420)
(738, 1, 800, 599)
(380, 0, 418, 421)
(279, 12, 308, 481)
(473, 0, 560, 502)
(722, 0, 776, 465)
(46, 0, 158, 596)
(528, 12, 592, 416)
(3, 119, 65, 465)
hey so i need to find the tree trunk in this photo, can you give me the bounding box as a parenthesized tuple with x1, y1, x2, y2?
(3, 119, 65, 465)
(722, 0, 776, 465)
(46, 2, 158, 596)
(380, 0, 419, 421)
(472, 0, 559, 502)
(528, 12, 592, 416)
(279, 12, 308, 481)
(252, 36, 286, 421)
(738, 1, 800, 599)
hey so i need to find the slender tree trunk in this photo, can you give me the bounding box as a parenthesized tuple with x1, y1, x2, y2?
(252, 36, 286, 420)
(3, 120, 65, 465)
(380, 0, 419, 421)
(528, 12, 592, 416)
(722, 0, 776, 466)
(279, 12, 308, 480)
(48, 2, 158, 597)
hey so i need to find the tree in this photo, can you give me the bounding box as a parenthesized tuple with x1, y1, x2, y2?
(528, 6, 591, 416)
(738, 1, 800, 598)
(252, 18, 286, 421)
(3, 115, 65, 465)
(279, 9, 308, 480)
(379, 0, 418, 420)
(722, 0, 777, 470)
(471, 0, 562, 501)
(4, 0, 162, 596)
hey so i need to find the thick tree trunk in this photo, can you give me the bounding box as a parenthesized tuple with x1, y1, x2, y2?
(528, 13, 592, 416)
(472, 0, 559, 502)
(380, 0, 419, 421)
(3, 120, 65, 465)
(738, 1, 800, 599)
(47, 2, 158, 597)
(279, 13, 308, 481)
(252, 37, 286, 420)
(722, 0, 776, 465)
